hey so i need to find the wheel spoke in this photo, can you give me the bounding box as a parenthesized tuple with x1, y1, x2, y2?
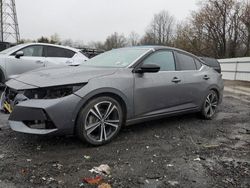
(210, 94, 215, 103)
(94, 104, 103, 119)
(211, 102, 217, 107)
(104, 122, 119, 128)
(104, 102, 112, 119)
(104, 105, 116, 120)
(209, 106, 214, 116)
(106, 120, 119, 123)
(206, 97, 210, 104)
(90, 109, 101, 120)
(99, 125, 104, 141)
(87, 122, 101, 135)
(103, 126, 107, 141)
(205, 106, 210, 114)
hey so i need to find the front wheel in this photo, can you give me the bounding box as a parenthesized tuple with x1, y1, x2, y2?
(201, 90, 219, 119)
(76, 96, 124, 146)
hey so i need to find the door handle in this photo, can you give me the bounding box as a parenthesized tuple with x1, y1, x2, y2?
(203, 75, 210, 80)
(172, 77, 181, 83)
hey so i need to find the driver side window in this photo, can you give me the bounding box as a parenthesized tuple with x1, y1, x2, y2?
(143, 51, 176, 71)
(21, 46, 44, 57)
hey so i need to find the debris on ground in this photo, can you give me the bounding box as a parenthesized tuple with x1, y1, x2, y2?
(154, 135, 160, 138)
(52, 163, 63, 170)
(194, 157, 201, 161)
(20, 168, 28, 176)
(0, 154, 4, 159)
(83, 176, 102, 185)
(84, 155, 91, 160)
(98, 183, 112, 188)
(47, 177, 55, 183)
(202, 144, 220, 148)
(167, 164, 174, 167)
(89, 164, 111, 175)
(36, 146, 41, 150)
(26, 159, 32, 162)
(168, 180, 179, 186)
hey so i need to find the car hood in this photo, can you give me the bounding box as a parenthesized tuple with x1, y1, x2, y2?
(6, 66, 118, 89)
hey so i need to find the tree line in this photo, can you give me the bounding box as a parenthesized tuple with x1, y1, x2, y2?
(22, 0, 250, 59)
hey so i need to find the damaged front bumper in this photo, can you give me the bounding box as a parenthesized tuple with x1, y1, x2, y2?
(2, 86, 82, 135)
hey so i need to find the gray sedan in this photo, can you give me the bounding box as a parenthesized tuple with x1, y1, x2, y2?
(2, 46, 224, 145)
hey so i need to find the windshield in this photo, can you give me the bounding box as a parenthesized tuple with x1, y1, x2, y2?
(83, 48, 150, 68)
(0, 44, 25, 55)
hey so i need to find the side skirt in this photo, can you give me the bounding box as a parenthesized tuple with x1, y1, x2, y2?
(125, 107, 200, 126)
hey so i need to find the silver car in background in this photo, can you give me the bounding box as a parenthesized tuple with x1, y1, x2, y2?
(0, 43, 88, 83)
(2, 46, 224, 146)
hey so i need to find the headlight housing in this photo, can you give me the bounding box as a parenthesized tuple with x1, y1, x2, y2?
(23, 83, 86, 99)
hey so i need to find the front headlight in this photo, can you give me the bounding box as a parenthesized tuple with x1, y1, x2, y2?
(23, 83, 86, 99)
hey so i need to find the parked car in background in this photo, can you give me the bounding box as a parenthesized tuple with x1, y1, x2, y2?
(80, 48, 104, 58)
(2, 46, 224, 146)
(0, 43, 88, 83)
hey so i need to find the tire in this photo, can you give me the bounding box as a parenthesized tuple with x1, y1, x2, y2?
(0, 71, 5, 89)
(76, 96, 124, 146)
(201, 90, 219, 120)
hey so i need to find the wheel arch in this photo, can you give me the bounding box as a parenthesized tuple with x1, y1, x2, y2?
(72, 88, 130, 133)
(208, 85, 221, 102)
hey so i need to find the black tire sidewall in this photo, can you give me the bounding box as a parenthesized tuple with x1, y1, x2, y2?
(76, 96, 123, 146)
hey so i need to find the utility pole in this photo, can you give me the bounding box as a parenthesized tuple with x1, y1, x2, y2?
(0, 0, 20, 43)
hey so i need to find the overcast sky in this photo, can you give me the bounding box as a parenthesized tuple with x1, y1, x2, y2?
(16, 0, 198, 43)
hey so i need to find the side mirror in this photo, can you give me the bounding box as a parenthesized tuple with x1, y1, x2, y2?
(15, 51, 24, 59)
(135, 64, 160, 73)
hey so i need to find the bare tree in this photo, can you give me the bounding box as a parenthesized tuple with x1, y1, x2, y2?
(174, 0, 247, 58)
(61, 39, 74, 47)
(146, 10, 175, 45)
(140, 31, 156, 45)
(50, 33, 61, 44)
(103, 32, 127, 50)
(240, 1, 250, 56)
(128, 31, 140, 46)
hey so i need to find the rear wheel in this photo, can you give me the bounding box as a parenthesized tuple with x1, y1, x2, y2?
(201, 90, 219, 119)
(76, 96, 123, 146)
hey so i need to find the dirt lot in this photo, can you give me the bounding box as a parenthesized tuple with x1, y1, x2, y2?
(0, 82, 249, 188)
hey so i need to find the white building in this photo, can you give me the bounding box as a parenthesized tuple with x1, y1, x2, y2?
(218, 57, 250, 82)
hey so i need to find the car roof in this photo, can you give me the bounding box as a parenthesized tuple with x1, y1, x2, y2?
(120, 45, 200, 59)
(20, 43, 80, 52)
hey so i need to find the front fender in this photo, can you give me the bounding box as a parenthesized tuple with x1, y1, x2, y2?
(72, 87, 132, 127)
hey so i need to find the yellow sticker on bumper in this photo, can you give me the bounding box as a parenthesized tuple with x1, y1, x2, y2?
(3, 101, 12, 113)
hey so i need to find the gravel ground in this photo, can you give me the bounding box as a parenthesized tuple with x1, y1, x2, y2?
(0, 84, 249, 188)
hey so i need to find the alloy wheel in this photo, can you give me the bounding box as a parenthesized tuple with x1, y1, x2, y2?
(84, 101, 120, 143)
(204, 92, 218, 118)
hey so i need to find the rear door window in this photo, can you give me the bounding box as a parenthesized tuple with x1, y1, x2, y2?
(176, 52, 197, 71)
(46, 46, 75, 58)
